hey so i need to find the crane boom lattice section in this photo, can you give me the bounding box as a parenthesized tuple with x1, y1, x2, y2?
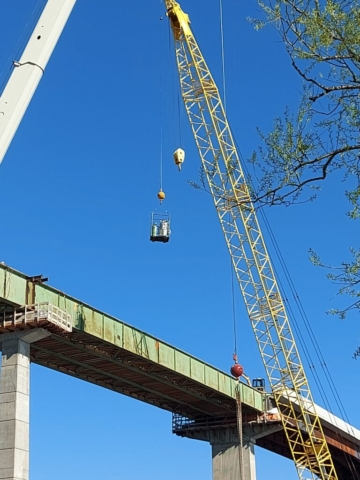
(165, 2, 338, 479)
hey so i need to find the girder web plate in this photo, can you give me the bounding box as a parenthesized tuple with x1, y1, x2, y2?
(29, 330, 251, 418)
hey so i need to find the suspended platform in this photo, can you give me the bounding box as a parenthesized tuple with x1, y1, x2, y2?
(150, 212, 171, 243)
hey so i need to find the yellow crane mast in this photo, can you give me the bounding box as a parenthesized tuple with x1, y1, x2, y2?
(163, 1, 338, 479)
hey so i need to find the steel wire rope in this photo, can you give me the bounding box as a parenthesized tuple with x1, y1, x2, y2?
(231, 258, 238, 357)
(219, 1, 244, 477)
(166, 10, 182, 150)
(218, 0, 238, 361)
(218, 0, 237, 355)
(239, 152, 359, 479)
(232, 133, 344, 404)
(168, 21, 177, 149)
(258, 210, 360, 479)
(0, 0, 45, 94)
(235, 132, 349, 411)
(259, 210, 343, 409)
(220, 22, 349, 472)
(177, 86, 183, 147)
(262, 212, 360, 479)
(219, 0, 227, 113)
(254, 207, 333, 388)
(260, 207, 355, 424)
(231, 135, 359, 478)
(219, 1, 238, 359)
(261, 209, 355, 427)
(169, 30, 176, 149)
(159, 16, 164, 192)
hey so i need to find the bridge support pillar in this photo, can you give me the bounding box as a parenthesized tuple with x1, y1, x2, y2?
(0, 329, 50, 480)
(177, 427, 257, 480)
(173, 419, 286, 480)
(211, 430, 256, 480)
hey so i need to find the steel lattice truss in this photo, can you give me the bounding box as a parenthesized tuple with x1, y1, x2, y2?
(165, 1, 338, 479)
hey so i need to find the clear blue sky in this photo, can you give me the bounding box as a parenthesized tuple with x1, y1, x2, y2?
(1, 0, 359, 479)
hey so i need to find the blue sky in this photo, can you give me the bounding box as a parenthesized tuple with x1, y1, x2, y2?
(1, 0, 359, 479)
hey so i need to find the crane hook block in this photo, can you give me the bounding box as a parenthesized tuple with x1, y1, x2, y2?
(173, 148, 185, 171)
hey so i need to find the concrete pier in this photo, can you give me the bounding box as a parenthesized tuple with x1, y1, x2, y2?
(0, 330, 49, 480)
(211, 429, 256, 480)
(176, 423, 286, 480)
(182, 427, 257, 480)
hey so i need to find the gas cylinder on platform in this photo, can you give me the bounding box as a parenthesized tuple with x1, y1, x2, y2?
(151, 224, 159, 237)
(159, 220, 169, 236)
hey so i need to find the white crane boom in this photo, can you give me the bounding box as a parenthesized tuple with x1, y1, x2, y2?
(0, 0, 77, 164)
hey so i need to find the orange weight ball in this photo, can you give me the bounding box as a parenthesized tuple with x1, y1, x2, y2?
(158, 190, 165, 201)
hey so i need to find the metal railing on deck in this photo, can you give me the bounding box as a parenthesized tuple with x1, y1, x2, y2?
(172, 413, 237, 433)
(0, 302, 72, 332)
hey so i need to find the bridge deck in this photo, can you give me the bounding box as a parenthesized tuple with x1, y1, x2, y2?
(0, 264, 263, 420)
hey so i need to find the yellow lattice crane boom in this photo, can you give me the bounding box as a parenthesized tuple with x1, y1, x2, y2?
(164, 1, 338, 479)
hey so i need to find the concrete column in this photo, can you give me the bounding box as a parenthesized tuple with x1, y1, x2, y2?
(173, 416, 284, 480)
(212, 442, 240, 479)
(211, 429, 256, 480)
(242, 439, 256, 480)
(0, 329, 49, 480)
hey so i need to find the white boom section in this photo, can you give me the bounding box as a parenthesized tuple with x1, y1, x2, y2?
(0, 0, 77, 164)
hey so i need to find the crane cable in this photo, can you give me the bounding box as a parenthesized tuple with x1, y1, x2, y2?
(168, 20, 182, 149)
(159, 16, 164, 193)
(230, 65, 355, 448)
(231, 127, 359, 478)
(219, 0, 227, 112)
(233, 131, 359, 478)
(258, 211, 360, 480)
(219, 0, 238, 360)
(219, 1, 244, 478)
(219, 0, 237, 358)
(231, 263, 238, 358)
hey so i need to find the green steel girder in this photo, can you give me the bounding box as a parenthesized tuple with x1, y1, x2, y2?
(0, 263, 264, 415)
(32, 343, 214, 416)
(50, 334, 232, 408)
